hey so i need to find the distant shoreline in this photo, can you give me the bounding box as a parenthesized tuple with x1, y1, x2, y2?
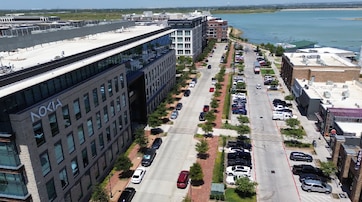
(281, 8, 362, 11)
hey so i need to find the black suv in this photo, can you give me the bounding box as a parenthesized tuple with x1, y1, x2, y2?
(176, 103, 183, 110)
(227, 158, 252, 168)
(184, 90, 191, 97)
(199, 112, 206, 121)
(151, 138, 163, 150)
(292, 164, 327, 178)
(118, 187, 136, 202)
(227, 140, 252, 150)
(289, 152, 313, 162)
(141, 148, 157, 167)
(227, 151, 251, 160)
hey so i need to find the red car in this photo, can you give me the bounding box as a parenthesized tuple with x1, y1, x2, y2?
(177, 170, 190, 189)
(203, 105, 210, 112)
(209, 87, 215, 92)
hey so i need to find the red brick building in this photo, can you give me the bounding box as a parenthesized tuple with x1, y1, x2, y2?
(207, 18, 228, 42)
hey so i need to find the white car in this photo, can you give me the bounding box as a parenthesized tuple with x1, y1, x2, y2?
(131, 167, 146, 184)
(274, 105, 288, 111)
(256, 84, 261, 89)
(226, 165, 251, 176)
(226, 174, 253, 185)
(189, 81, 196, 88)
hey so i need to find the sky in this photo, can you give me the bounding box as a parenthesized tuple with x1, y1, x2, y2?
(2, 0, 362, 10)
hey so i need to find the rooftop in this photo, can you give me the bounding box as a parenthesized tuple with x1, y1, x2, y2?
(0, 25, 169, 75)
(335, 121, 362, 137)
(295, 79, 362, 109)
(284, 52, 357, 67)
(296, 47, 356, 58)
(0, 25, 174, 98)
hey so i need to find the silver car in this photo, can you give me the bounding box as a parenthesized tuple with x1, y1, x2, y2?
(301, 179, 332, 194)
(170, 110, 179, 119)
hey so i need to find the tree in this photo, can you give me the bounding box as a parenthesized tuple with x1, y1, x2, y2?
(286, 118, 300, 129)
(189, 162, 204, 186)
(201, 122, 213, 134)
(195, 139, 209, 159)
(205, 111, 216, 123)
(210, 99, 219, 110)
(148, 114, 163, 129)
(275, 45, 285, 57)
(320, 161, 337, 177)
(235, 177, 258, 197)
(134, 128, 148, 150)
(91, 184, 109, 202)
(285, 94, 294, 103)
(114, 155, 133, 173)
(237, 115, 249, 124)
(237, 125, 250, 135)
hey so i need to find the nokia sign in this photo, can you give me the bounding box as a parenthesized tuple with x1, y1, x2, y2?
(30, 99, 63, 123)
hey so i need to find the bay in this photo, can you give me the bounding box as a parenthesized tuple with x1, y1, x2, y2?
(215, 9, 362, 52)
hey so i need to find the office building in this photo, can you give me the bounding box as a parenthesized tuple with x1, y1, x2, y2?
(206, 17, 228, 42)
(0, 21, 175, 202)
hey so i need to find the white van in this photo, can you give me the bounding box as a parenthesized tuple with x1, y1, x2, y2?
(272, 111, 296, 120)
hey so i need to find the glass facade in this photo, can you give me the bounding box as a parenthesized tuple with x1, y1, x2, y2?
(0, 142, 20, 167)
(0, 172, 28, 197)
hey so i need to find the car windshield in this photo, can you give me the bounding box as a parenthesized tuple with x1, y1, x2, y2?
(133, 175, 139, 178)
(143, 155, 151, 160)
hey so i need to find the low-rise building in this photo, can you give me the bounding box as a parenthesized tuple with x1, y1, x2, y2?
(206, 17, 228, 42)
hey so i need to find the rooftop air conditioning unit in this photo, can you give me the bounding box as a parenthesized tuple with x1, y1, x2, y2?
(326, 81, 333, 85)
(343, 85, 348, 88)
(342, 90, 349, 98)
(323, 91, 331, 98)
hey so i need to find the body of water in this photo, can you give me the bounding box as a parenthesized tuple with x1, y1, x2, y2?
(215, 9, 362, 52)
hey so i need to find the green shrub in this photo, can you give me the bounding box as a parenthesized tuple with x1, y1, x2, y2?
(284, 140, 311, 148)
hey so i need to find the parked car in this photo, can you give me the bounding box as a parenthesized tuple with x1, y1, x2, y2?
(209, 87, 215, 92)
(189, 81, 195, 88)
(176, 103, 183, 110)
(228, 147, 250, 153)
(176, 170, 190, 189)
(150, 127, 163, 135)
(199, 112, 206, 121)
(141, 148, 157, 167)
(256, 84, 261, 89)
(170, 110, 179, 120)
(226, 165, 251, 176)
(184, 89, 191, 97)
(290, 151, 313, 162)
(301, 179, 332, 194)
(151, 138, 163, 149)
(207, 64, 212, 69)
(269, 85, 279, 91)
(299, 173, 328, 183)
(118, 187, 136, 202)
(203, 105, 210, 112)
(292, 164, 327, 178)
(226, 174, 252, 185)
(227, 140, 252, 150)
(227, 151, 251, 160)
(131, 167, 146, 184)
(227, 158, 252, 167)
(192, 78, 197, 84)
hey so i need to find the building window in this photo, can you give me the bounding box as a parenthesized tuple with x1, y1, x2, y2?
(124, 111, 128, 125)
(91, 140, 97, 158)
(77, 125, 85, 145)
(73, 99, 81, 120)
(87, 118, 94, 136)
(92, 88, 99, 107)
(112, 121, 117, 137)
(114, 77, 119, 93)
(33, 121, 45, 147)
(108, 80, 113, 97)
(110, 101, 115, 117)
(177, 44, 183, 49)
(122, 93, 126, 107)
(185, 30, 190, 36)
(116, 96, 121, 112)
(177, 30, 183, 36)
(82, 148, 89, 168)
(71, 158, 79, 176)
(96, 111, 102, 129)
(100, 84, 106, 102)
(177, 50, 183, 54)
(54, 142, 64, 164)
(177, 37, 183, 42)
(185, 50, 191, 55)
(46, 178, 57, 201)
(119, 74, 125, 89)
(103, 106, 109, 123)
(62, 105, 71, 128)
(83, 93, 91, 113)
(118, 115, 123, 130)
(185, 37, 190, 42)
(40, 152, 51, 176)
(185, 44, 191, 48)
(59, 168, 69, 189)
(48, 113, 59, 136)
(67, 133, 75, 153)
(99, 133, 104, 150)
(106, 127, 111, 143)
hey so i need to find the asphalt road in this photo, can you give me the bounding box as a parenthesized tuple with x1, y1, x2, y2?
(129, 43, 228, 202)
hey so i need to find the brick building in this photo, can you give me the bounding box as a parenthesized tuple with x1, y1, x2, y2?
(206, 17, 228, 42)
